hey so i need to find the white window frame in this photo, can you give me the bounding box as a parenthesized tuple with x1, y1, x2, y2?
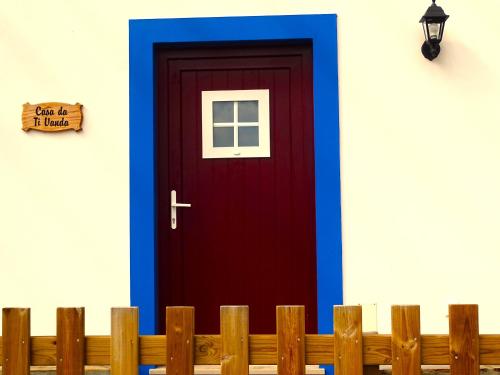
(201, 89, 270, 159)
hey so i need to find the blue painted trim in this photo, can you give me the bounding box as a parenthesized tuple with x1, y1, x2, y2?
(129, 15, 342, 372)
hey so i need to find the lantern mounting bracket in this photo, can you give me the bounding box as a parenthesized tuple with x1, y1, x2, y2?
(421, 41, 441, 61)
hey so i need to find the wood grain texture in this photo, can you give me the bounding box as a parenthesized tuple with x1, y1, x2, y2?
(139, 334, 278, 366)
(2, 308, 30, 375)
(420, 335, 448, 365)
(140, 335, 221, 366)
(18, 334, 500, 366)
(166, 307, 194, 375)
(56, 308, 85, 375)
(249, 335, 275, 365)
(194, 335, 220, 365)
(85, 336, 110, 365)
(363, 334, 392, 365)
(479, 334, 500, 364)
(111, 308, 138, 375)
(449, 304, 479, 375)
(276, 306, 305, 375)
(32, 336, 57, 365)
(220, 306, 249, 375)
(22, 102, 83, 132)
(333, 306, 363, 375)
(4, 329, 500, 366)
(305, 335, 333, 365)
(391, 305, 421, 375)
(139, 335, 165, 365)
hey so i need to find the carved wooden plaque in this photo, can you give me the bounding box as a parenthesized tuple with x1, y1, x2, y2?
(22, 102, 83, 132)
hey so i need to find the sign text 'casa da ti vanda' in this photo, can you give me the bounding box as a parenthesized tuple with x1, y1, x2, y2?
(22, 103, 83, 132)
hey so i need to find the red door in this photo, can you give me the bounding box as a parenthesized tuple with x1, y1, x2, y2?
(157, 43, 317, 334)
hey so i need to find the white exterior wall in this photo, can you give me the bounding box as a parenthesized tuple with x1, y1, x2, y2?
(1, 0, 500, 335)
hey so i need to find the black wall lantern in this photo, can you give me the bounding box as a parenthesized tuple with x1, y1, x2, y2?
(420, 0, 449, 61)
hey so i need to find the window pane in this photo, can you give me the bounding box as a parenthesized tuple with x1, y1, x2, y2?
(238, 101, 258, 122)
(213, 101, 234, 123)
(213, 127, 234, 147)
(238, 126, 259, 147)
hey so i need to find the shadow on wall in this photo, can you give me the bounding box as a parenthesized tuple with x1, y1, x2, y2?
(435, 40, 496, 94)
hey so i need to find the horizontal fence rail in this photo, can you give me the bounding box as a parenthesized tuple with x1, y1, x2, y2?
(0, 305, 489, 374)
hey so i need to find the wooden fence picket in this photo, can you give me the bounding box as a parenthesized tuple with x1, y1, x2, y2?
(111, 307, 139, 375)
(2, 308, 30, 375)
(56, 307, 85, 375)
(166, 306, 194, 375)
(276, 306, 305, 375)
(391, 305, 421, 375)
(334, 305, 363, 375)
(0, 304, 498, 373)
(449, 304, 479, 375)
(220, 306, 249, 375)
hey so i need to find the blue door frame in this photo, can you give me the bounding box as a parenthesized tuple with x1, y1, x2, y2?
(129, 13, 343, 366)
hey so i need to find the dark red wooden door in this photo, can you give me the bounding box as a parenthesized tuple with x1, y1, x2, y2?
(157, 43, 317, 334)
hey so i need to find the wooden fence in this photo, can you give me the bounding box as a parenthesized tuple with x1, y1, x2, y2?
(0, 305, 491, 374)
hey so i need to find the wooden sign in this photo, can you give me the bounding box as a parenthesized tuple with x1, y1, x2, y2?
(22, 102, 83, 132)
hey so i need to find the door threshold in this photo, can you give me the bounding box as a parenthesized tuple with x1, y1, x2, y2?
(150, 365, 325, 374)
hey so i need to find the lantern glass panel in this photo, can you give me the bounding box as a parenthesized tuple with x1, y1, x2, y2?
(428, 22, 441, 40)
(422, 22, 430, 41)
(438, 22, 446, 40)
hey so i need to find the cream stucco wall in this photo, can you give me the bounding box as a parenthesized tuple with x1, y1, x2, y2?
(1, 0, 500, 335)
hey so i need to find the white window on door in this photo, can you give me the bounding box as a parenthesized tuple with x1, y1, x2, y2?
(201, 89, 270, 158)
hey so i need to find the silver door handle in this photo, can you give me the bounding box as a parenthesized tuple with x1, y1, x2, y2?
(171, 190, 191, 229)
